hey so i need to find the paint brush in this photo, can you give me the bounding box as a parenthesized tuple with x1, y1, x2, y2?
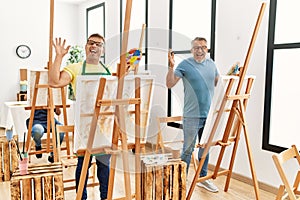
(22, 131, 26, 154)
(14, 139, 23, 161)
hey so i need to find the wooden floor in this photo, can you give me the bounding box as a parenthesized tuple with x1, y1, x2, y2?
(0, 128, 276, 199)
(0, 152, 276, 200)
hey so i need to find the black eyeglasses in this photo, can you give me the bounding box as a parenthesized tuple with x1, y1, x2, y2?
(193, 46, 208, 50)
(87, 40, 104, 47)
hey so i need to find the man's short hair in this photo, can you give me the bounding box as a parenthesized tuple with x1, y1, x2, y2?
(191, 37, 207, 44)
(87, 33, 105, 42)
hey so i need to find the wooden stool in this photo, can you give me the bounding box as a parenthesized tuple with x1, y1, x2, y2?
(272, 145, 300, 200)
(0, 135, 18, 182)
(10, 163, 64, 200)
(141, 160, 187, 200)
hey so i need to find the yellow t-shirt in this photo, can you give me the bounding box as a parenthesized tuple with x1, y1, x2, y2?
(63, 61, 111, 95)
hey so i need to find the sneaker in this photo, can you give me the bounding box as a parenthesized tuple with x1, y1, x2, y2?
(48, 155, 54, 163)
(197, 180, 219, 193)
(35, 145, 42, 158)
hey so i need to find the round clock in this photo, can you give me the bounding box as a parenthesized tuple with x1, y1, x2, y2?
(16, 45, 31, 59)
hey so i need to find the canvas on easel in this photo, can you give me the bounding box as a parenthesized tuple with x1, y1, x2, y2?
(25, 69, 70, 161)
(75, 75, 140, 200)
(199, 75, 256, 145)
(73, 75, 154, 153)
(29, 69, 67, 106)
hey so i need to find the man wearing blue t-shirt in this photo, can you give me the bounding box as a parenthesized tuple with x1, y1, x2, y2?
(166, 37, 219, 193)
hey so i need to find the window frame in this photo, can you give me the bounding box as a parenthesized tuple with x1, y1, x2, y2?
(86, 2, 105, 39)
(262, 0, 300, 153)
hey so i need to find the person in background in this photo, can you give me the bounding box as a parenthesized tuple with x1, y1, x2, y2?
(26, 107, 64, 163)
(49, 33, 111, 200)
(166, 37, 219, 193)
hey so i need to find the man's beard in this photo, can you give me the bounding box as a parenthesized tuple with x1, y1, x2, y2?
(86, 54, 99, 64)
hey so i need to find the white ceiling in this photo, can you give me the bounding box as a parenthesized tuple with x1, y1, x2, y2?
(57, 0, 88, 5)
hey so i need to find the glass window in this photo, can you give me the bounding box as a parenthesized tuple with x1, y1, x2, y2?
(274, 0, 300, 43)
(87, 3, 105, 38)
(263, 0, 300, 152)
(269, 49, 300, 148)
(172, 0, 212, 51)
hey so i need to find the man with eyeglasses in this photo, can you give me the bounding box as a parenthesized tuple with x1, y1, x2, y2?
(166, 37, 219, 193)
(49, 33, 110, 200)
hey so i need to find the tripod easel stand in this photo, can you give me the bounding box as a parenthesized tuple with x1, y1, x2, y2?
(25, 0, 70, 162)
(76, 0, 143, 199)
(25, 70, 69, 162)
(186, 2, 266, 200)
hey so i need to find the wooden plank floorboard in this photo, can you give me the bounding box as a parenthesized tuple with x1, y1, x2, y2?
(0, 129, 276, 199)
(0, 155, 276, 200)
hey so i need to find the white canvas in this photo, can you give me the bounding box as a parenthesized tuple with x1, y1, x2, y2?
(200, 75, 256, 145)
(29, 69, 67, 106)
(74, 75, 154, 153)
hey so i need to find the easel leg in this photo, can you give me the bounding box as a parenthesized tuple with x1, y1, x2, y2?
(60, 87, 71, 156)
(48, 88, 58, 162)
(107, 153, 117, 199)
(239, 100, 260, 199)
(186, 146, 210, 200)
(107, 109, 132, 200)
(224, 122, 242, 191)
(76, 151, 91, 200)
(107, 118, 121, 200)
(25, 72, 41, 153)
(119, 107, 132, 200)
(244, 130, 260, 200)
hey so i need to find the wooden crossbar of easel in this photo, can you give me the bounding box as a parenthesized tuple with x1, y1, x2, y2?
(186, 2, 266, 200)
(25, 71, 70, 163)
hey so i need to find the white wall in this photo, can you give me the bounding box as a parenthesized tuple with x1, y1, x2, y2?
(0, 0, 294, 191)
(0, 0, 49, 118)
(0, 0, 78, 125)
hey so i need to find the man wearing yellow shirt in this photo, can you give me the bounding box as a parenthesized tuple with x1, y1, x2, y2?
(49, 33, 110, 200)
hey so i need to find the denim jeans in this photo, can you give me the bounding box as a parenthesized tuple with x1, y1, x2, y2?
(181, 117, 209, 177)
(75, 154, 111, 199)
(31, 123, 65, 149)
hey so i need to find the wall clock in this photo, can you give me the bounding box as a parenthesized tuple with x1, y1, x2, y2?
(16, 45, 31, 59)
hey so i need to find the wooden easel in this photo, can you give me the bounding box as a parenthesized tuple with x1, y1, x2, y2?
(186, 2, 266, 200)
(25, 0, 70, 162)
(76, 1, 143, 199)
(133, 23, 146, 75)
(24, 71, 70, 163)
(75, 76, 142, 200)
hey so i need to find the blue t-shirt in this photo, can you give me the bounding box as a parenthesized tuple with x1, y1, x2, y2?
(174, 57, 219, 118)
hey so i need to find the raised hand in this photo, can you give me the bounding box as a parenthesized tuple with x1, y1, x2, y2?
(53, 38, 71, 57)
(168, 49, 175, 69)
